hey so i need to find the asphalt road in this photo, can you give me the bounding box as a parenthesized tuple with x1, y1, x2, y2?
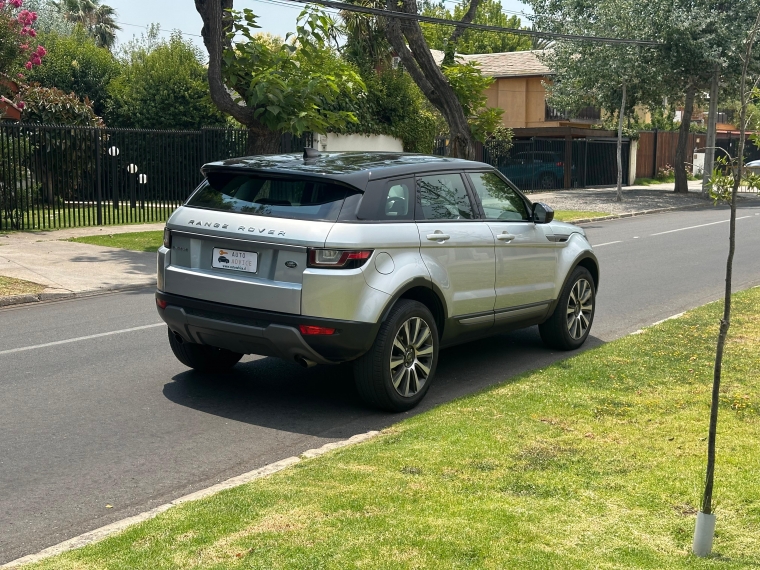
(2, 201, 760, 564)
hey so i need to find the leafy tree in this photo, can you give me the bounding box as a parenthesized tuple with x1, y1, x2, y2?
(52, 0, 119, 49)
(194, 1, 363, 155)
(529, 0, 657, 200)
(106, 29, 225, 129)
(420, 0, 532, 59)
(24, 27, 118, 116)
(25, 0, 72, 35)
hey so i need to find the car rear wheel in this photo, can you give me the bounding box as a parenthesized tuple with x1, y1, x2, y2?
(539, 266, 596, 350)
(167, 328, 243, 372)
(538, 172, 558, 190)
(354, 300, 439, 412)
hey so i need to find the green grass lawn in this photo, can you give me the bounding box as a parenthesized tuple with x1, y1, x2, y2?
(26, 288, 760, 569)
(0, 275, 45, 297)
(1, 203, 175, 232)
(554, 210, 611, 222)
(68, 231, 164, 253)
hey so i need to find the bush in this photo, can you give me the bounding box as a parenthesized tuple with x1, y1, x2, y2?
(25, 27, 119, 117)
(106, 29, 226, 129)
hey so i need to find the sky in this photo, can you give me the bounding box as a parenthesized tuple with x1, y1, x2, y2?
(107, 0, 533, 51)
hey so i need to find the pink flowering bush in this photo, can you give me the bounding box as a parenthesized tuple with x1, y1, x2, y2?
(0, 0, 46, 103)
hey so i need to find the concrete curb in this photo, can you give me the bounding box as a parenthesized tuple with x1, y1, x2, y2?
(569, 201, 713, 225)
(0, 282, 156, 309)
(1, 430, 381, 568)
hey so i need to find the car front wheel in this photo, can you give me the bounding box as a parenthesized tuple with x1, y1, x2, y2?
(539, 266, 596, 350)
(354, 300, 439, 412)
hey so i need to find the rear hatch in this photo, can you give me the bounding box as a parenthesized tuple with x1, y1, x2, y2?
(164, 169, 359, 315)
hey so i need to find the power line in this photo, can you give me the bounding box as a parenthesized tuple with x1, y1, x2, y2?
(286, 0, 660, 45)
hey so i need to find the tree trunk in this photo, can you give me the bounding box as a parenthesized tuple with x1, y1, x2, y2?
(616, 81, 626, 202)
(247, 127, 282, 156)
(674, 85, 695, 193)
(702, 66, 720, 197)
(383, 0, 477, 159)
(195, 0, 281, 154)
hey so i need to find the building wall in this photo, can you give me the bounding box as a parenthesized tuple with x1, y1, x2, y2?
(314, 133, 404, 152)
(485, 76, 563, 129)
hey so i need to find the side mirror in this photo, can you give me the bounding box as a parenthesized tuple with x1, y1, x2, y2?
(533, 202, 554, 224)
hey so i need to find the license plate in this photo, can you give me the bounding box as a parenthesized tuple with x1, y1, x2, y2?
(212, 247, 258, 273)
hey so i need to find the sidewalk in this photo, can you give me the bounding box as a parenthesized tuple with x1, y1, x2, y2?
(0, 223, 164, 306)
(1, 183, 757, 308)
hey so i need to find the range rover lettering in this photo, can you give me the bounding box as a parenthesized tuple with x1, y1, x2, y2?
(156, 151, 598, 412)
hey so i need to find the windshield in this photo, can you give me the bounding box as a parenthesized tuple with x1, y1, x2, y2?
(186, 171, 357, 222)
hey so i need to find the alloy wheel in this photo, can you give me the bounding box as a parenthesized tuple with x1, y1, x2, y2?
(389, 316, 434, 397)
(566, 278, 593, 340)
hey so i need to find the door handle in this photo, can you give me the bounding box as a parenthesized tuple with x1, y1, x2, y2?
(496, 232, 515, 242)
(426, 231, 450, 242)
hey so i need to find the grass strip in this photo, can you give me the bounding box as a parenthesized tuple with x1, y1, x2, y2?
(27, 288, 760, 569)
(68, 231, 164, 253)
(0, 275, 45, 297)
(554, 210, 611, 222)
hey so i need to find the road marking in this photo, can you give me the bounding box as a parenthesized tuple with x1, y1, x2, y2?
(1, 430, 381, 569)
(593, 240, 622, 247)
(0, 323, 164, 356)
(651, 216, 751, 236)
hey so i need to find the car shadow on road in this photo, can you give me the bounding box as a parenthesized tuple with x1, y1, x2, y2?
(162, 326, 605, 438)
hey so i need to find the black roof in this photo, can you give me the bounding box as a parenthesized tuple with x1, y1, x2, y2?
(201, 152, 494, 189)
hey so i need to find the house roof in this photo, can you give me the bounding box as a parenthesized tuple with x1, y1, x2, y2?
(429, 49, 551, 78)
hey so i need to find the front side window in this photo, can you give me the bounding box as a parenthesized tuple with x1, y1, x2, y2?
(468, 172, 530, 221)
(415, 173, 474, 221)
(187, 171, 356, 222)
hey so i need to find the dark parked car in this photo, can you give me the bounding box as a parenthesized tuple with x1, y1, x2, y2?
(499, 151, 565, 190)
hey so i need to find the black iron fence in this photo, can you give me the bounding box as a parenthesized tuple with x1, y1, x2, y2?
(0, 125, 312, 231)
(434, 135, 630, 192)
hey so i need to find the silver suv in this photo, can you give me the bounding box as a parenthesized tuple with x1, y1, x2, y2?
(156, 151, 598, 411)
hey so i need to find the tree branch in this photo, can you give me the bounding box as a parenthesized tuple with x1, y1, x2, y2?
(194, 0, 256, 126)
(448, 0, 480, 46)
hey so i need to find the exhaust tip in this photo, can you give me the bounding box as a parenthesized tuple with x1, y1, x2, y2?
(295, 355, 317, 368)
(173, 331, 185, 344)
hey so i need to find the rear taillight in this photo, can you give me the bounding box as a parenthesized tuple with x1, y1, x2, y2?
(299, 325, 336, 335)
(307, 249, 373, 269)
(556, 162, 564, 167)
(156, 298, 168, 309)
(163, 228, 172, 249)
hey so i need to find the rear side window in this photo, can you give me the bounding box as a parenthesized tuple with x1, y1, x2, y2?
(187, 171, 357, 222)
(415, 173, 475, 221)
(357, 178, 414, 221)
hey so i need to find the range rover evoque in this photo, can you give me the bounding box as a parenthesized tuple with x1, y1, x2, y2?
(156, 151, 598, 412)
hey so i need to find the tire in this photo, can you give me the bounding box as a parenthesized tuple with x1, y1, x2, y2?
(167, 328, 243, 372)
(539, 266, 596, 351)
(538, 172, 557, 190)
(353, 300, 439, 412)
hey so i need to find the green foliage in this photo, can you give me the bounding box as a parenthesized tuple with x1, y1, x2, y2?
(18, 82, 102, 124)
(224, 8, 363, 136)
(334, 67, 438, 153)
(420, 0, 532, 55)
(106, 29, 225, 129)
(25, 27, 118, 116)
(443, 61, 503, 142)
(484, 124, 514, 158)
(25, 0, 73, 35)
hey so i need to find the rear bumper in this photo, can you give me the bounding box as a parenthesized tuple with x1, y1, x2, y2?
(156, 292, 379, 364)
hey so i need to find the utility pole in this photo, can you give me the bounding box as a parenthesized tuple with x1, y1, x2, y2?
(702, 66, 720, 197)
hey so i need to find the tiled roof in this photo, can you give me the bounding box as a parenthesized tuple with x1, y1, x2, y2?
(429, 49, 551, 78)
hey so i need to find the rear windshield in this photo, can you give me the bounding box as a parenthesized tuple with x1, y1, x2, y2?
(186, 171, 357, 222)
